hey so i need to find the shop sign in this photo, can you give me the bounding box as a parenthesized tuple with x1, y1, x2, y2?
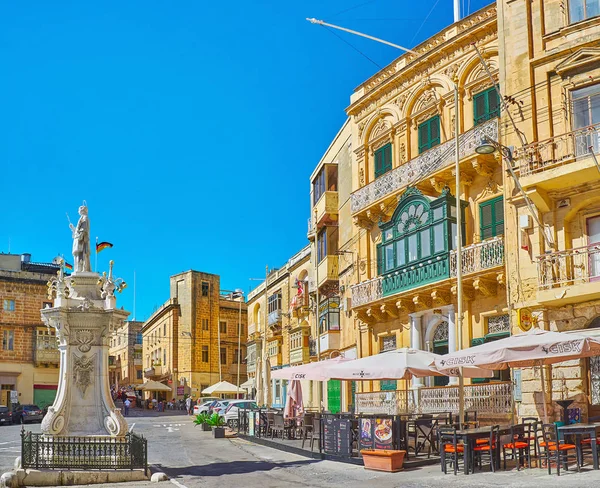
(517, 309, 533, 332)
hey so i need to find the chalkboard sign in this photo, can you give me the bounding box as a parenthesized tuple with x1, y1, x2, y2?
(323, 417, 337, 454)
(336, 419, 353, 457)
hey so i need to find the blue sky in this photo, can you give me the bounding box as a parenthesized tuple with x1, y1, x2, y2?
(0, 0, 492, 320)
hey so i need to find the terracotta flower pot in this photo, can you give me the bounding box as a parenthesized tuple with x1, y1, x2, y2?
(360, 449, 406, 472)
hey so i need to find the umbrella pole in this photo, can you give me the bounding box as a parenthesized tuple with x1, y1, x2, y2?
(540, 361, 549, 423)
(458, 368, 464, 429)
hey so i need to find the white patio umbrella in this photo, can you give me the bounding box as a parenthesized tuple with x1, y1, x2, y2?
(434, 328, 600, 422)
(270, 356, 353, 381)
(264, 357, 272, 407)
(201, 381, 241, 396)
(135, 380, 172, 392)
(255, 362, 264, 407)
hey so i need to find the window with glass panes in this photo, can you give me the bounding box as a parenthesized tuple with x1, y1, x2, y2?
(268, 292, 282, 313)
(219, 321, 227, 334)
(374, 143, 393, 178)
(418, 116, 440, 153)
(377, 188, 466, 276)
(318, 297, 340, 334)
(479, 196, 504, 239)
(312, 168, 326, 205)
(220, 347, 227, 365)
(317, 229, 327, 263)
(569, 0, 600, 23)
(572, 84, 600, 155)
(202, 346, 209, 362)
(473, 87, 500, 126)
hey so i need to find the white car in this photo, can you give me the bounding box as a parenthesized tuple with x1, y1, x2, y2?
(223, 400, 259, 428)
(192, 401, 213, 415)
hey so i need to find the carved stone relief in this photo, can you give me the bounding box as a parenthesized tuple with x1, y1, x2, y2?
(73, 353, 95, 398)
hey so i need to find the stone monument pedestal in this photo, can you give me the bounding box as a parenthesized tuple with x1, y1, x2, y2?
(41, 268, 129, 437)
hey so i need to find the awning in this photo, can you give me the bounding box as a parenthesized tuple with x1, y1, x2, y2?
(240, 378, 255, 390)
(202, 381, 242, 395)
(135, 380, 172, 392)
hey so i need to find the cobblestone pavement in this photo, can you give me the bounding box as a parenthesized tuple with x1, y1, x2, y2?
(4, 413, 600, 487)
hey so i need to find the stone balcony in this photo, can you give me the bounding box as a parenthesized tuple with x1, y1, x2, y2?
(537, 244, 600, 305)
(351, 236, 505, 316)
(319, 330, 340, 354)
(351, 118, 498, 224)
(515, 123, 600, 210)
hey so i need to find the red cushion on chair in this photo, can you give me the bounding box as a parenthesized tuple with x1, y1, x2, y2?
(548, 444, 576, 451)
(539, 441, 557, 447)
(473, 444, 496, 451)
(475, 438, 490, 445)
(581, 438, 600, 445)
(503, 441, 528, 449)
(444, 445, 464, 453)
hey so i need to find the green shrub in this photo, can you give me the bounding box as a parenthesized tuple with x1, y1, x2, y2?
(206, 412, 226, 427)
(193, 413, 210, 426)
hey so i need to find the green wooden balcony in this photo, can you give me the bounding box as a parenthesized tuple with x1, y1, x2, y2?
(381, 254, 450, 297)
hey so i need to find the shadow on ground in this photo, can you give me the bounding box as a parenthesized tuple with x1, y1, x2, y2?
(153, 459, 320, 477)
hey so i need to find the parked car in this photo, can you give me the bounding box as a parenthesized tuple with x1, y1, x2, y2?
(223, 400, 258, 428)
(14, 404, 43, 424)
(192, 401, 214, 415)
(0, 406, 13, 425)
(208, 400, 230, 415)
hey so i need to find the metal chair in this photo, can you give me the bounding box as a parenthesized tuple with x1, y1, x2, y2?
(540, 423, 578, 475)
(300, 414, 314, 449)
(503, 423, 531, 471)
(438, 426, 465, 475)
(271, 413, 292, 439)
(309, 416, 322, 452)
(472, 425, 500, 472)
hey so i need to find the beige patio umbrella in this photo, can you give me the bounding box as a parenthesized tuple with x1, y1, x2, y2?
(264, 356, 272, 407)
(255, 360, 264, 407)
(435, 328, 600, 422)
(135, 380, 172, 392)
(201, 381, 241, 396)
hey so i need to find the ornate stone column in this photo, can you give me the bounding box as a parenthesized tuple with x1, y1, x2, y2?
(447, 305, 459, 386)
(41, 261, 129, 437)
(410, 313, 424, 389)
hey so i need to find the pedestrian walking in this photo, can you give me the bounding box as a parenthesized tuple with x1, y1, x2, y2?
(185, 396, 192, 415)
(123, 398, 130, 416)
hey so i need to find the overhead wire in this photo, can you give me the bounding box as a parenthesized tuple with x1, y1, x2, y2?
(410, 0, 442, 45)
(323, 26, 383, 69)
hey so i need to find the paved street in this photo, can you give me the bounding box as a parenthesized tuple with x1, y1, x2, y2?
(5, 412, 600, 487)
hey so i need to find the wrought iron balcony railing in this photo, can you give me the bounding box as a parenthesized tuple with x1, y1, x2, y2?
(450, 236, 504, 276)
(515, 122, 600, 176)
(351, 118, 498, 214)
(537, 244, 600, 290)
(354, 381, 512, 415)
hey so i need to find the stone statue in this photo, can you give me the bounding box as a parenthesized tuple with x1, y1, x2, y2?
(69, 204, 91, 273)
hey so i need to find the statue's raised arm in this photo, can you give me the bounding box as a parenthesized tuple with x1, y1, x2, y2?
(71, 203, 91, 273)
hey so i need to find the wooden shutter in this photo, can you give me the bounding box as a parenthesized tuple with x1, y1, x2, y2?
(479, 196, 504, 239)
(327, 380, 341, 413)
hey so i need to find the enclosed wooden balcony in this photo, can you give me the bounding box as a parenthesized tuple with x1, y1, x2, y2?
(33, 333, 59, 366)
(317, 254, 339, 288)
(351, 237, 505, 319)
(314, 191, 339, 229)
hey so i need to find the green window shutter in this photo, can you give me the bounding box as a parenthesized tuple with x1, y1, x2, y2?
(479, 196, 504, 239)
(418, 116, 440, 154)
(375, 144, 392, 178)
(376, 244, 383, 275)
(380, 380, 397, 391)
(327, 380, 341, 414)
(474, 87, 501, 126)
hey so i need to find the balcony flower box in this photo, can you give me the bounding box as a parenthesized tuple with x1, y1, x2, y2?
(360, 450, 406, 472)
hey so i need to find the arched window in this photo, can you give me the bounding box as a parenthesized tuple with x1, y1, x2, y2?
(377, 187, 466, 295)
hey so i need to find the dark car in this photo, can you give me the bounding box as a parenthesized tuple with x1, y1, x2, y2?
(0, 406, 13, 425)
(14, 404, 44, 424)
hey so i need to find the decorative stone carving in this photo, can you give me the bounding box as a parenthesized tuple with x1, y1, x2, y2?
(473, 277, 497, 297)
(472, 159, 494, 177)
(367, 307, 384, 322)
(396, 299, 415, 314)
(381, 303, 399, 319)
(399, 143, 406, 164)
(356, 310, 375, 325)
(431, 290, 451, 306)
(74, 330, 95, 353)
(359, 168, 365, 187)
(369, 119, 391, 142)
(68, 203, 92, 274)
(353, 215, 374, 230)
(413, 294, 432, 311)
(451, 169, 474, 186)
(72, 353, 95, 398)
(430, 176, 448, 193)
(451, 284, 475, 300)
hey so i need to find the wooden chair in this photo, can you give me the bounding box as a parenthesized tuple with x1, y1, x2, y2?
(438, 426, 464, 475)
(300, 414, 314, 449)
(309, 416, 322, 451)
(472, 425, 500, 472)
(540, 423, 578, 475)
(503, 423, 531, 471)
(521, 417, 539, 466)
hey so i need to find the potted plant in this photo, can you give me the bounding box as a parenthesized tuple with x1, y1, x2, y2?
(207, 412, 226, 438)
(360, 450, 406, 472)
(193, 412, 212, 432)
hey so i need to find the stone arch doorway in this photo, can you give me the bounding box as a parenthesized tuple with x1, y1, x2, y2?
(431, 321, 449, 386)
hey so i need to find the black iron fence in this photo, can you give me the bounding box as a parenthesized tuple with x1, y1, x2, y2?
(21, 430, 147, 473)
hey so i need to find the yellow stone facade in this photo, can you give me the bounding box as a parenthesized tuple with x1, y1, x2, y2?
(142, 271, 247, 400)
(499, 0, 600, 420)
(108, 320, 143, 387)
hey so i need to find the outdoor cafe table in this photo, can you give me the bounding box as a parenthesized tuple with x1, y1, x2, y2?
(558, 423, 600, 470)
(455, 425, 512, 474)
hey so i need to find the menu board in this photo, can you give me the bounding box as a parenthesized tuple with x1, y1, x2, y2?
(373, 418, 394, 450)
(323, 417, 336, 454)
(336, 419, 352, 456)
(359, 418, 373, 450)
(248, 411, 255, 436)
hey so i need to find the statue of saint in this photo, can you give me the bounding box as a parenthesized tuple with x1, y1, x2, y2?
(69, 204, 91, 273)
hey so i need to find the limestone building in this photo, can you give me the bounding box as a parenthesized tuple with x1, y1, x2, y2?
(142, 271, 248, 399)
(499, 0, 600, 420)
(0, 253, 60, 408)
(108, 320, 144, 387)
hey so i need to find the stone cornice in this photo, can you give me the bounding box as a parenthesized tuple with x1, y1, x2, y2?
(346, 5, 496, 119)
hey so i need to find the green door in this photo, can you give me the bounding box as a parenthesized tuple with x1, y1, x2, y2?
(327, 380, 341, 414)
(33, 388, 57, 409)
